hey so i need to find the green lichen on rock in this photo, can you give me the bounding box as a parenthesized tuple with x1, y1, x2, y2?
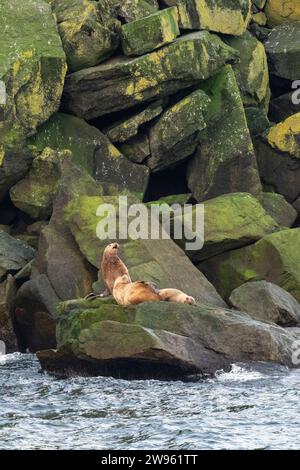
(0, 0, 67, 148)
(173, 192, 279, 261)
(224, 31, 270, 110)
(148, 89, 211, 171)
(10, 147, 72, 219)
(187, 65, 262, 202)
(63, 31, 238, 119)
(121, 7, 180, 57)
(49, 297, 300, 379)
(201, 228, 300, 301)
(164, 0, 251, 35)
(114, 0, 159, 22)
(264, 0, 300, 27)
(49, 0, 119, 72)
(30, 112, 149, 196)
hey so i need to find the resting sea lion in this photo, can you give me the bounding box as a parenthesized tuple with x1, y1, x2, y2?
(113, 275, 161, 306)
(101, 243, 131, 296)
(158, 288, 196, 305)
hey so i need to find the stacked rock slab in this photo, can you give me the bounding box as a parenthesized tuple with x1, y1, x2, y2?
(120, 7, 180, 56)
(63, 31, 238, 119)
(164, 0, 251, 35)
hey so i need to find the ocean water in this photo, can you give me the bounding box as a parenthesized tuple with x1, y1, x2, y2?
(0, 353, 299, 450)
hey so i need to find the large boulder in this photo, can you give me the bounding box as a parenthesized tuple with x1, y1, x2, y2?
(120, 7, 179, 57)
(30, 113, 149, 196)
(229, 281, 300, 326)
(224, 31, 270, 111)
(187, 65, 262, 202)
(164, 0, 251, 35)
(173, 192, 279, 261)
(0, 0, 67, 148)
(264, 22, 300, 81)
(255, 113, 300, 203)
(37, 161, 97, 301)
(261, 192, 297, 227)
(64, 193, 226, 306)
(13, 274, 59, 352)
(265, 0, 300, 26)
(0, 146, 33, 202)
(49, 0, 119, 72)
(10, 148, 71, 219)
(0, 230, 36, 281)
(37, 298, 299, 379)
(201, 228, 300, 301)
(147, 89, 211, 171)
(0, 275, 18, 353)
(62, 31, 238, 119)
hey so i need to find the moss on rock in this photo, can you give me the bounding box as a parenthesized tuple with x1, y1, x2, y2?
(121, 7, 180, 57)
(164, 0, 251, 35)
(0, 0, 67, 148)
(201, 228, 300, 301)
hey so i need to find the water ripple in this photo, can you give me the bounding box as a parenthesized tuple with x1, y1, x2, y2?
(0, 354, 299, 449)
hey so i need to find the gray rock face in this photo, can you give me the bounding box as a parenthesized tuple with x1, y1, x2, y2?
(261, 193, 298, 227)
(14, 274, 60, 353)
(0, 275, 18, 353)
(0, 147, 33, 202)
(230, 281, 300, 326)
(264, 22, 300, 80)
(269, 92, 300, 123)
(37, 298, 299, 379)
(0, 231, 36, 281)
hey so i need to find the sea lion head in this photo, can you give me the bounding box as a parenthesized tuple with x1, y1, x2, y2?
(184, 296, 196, 305)
(103, 242, 120, 260)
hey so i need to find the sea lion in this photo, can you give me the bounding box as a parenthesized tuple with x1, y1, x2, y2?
(113, 275, 161, 306)
(101, 243, 131, 296)
(158, 288, 196, 305)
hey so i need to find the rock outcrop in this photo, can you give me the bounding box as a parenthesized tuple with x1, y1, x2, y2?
(37, 297, 299, 379)
(229, 281, 300, 326)
(0, 0, 66, 148)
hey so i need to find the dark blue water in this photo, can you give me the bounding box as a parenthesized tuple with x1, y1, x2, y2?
(0, 353, 299, 450)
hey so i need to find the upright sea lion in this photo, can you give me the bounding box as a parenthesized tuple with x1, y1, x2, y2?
(101, 243, 131, 296)
(158, 288, 196, 305)
(113, 275, 161, 306)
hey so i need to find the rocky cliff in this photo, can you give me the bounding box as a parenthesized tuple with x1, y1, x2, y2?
(0, 0, 300, 379)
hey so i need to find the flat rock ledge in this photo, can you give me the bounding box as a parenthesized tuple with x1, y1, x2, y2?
(37, 298, 300, 381)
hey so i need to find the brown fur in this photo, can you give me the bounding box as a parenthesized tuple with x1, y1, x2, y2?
(159, 288, 196, 305)
(101, 243, 131, 295)
(113, 275, 161, 306)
